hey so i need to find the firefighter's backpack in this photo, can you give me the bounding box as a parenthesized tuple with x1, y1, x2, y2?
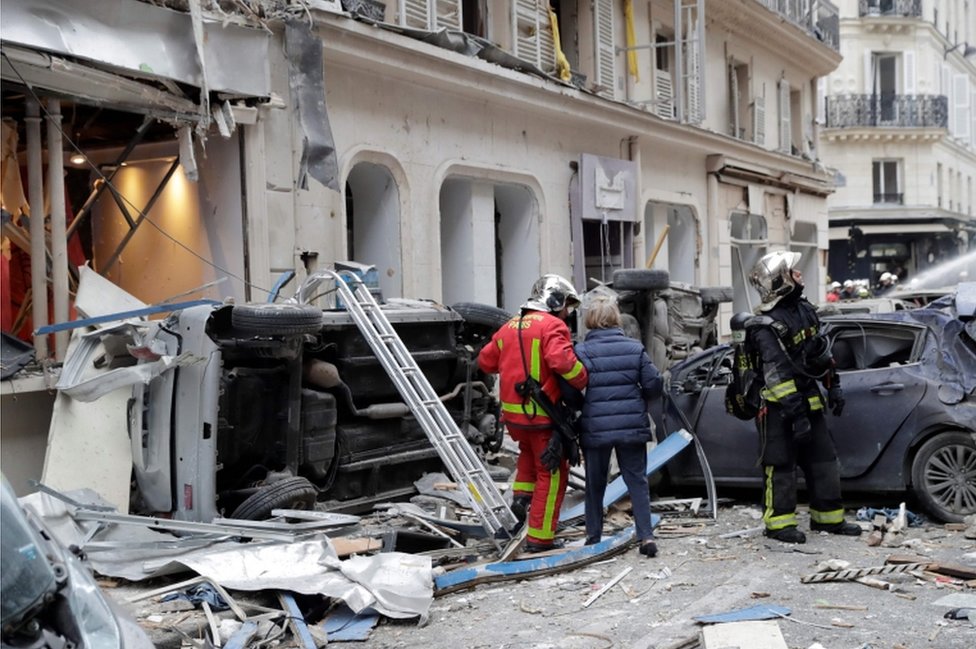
(724, 344, 761, 420)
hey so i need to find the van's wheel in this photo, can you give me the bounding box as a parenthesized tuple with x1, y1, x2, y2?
(612, 269, 671, 291)
(699, 286, 734, 306)
(231, 303, 322, 336)
(230, 477, 318, 521)
(910, 431, 976, 523)
(451, 302, 512, 346)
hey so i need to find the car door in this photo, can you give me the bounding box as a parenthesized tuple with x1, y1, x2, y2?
(661, 345, 761, 484)
(824, 319, 928, 478)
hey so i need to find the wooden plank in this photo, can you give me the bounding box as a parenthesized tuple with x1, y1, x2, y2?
(331, 536, 382, 557)
(701, 620, 787, 649)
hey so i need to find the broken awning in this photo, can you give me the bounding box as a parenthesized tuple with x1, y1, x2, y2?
(0, 0, 271, 103)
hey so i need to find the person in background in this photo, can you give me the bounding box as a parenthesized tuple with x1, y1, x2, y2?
(839, 280, 858, 300)
(478, 274, 588, 552)
(570, 291, 663, 557)
(746, 251, 861, 544)
(825, 281, 841, 303)
(875, 272, 897, 295)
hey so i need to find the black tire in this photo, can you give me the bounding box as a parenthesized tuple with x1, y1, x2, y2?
(451, 302, 512, 347)
(910, 431, 976, 523)
(230, 477, 318, 521)
(612, 269, 670, 292)
(451, 302, 512, 329)
(699, 286, 734, 306)
(231, 303, 322, 336)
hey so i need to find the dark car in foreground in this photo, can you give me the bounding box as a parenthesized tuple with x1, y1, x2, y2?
(655, 284, 976, 522)
(0, 475, 152, 648)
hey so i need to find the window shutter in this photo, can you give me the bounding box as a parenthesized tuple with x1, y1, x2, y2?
(435, 0, 462, 30)
(655, 70, 675, 119)
(753, 93, 766, 146)
(593, 0, 616, 98)
(954, 74, 970, 140)
(778, 79, 791, 153)
(972, 89, 976, 149)
(512, 0, 556, 74)
(398, 0, 461, 30)
(729, 63, 740, 137)
(817, 77, 827, 125)
(685, 15, 703, 124)
(864, 51, 874, 93)
(903, 50, 916, 94)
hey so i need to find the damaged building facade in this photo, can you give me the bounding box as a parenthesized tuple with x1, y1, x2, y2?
(1, 0, 841, 490)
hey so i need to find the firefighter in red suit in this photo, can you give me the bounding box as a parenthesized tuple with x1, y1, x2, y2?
(478, 274, 588, 552)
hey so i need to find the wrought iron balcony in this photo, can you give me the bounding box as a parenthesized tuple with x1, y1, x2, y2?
(858, 0, 922, 18)
(756, 0, 840, 51)
(825, 94, 948, 128)
(873, 192, 904, 204)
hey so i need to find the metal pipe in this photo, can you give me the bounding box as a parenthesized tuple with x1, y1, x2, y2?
(25, 101, 48, 360)
(46, 99, 69, 360)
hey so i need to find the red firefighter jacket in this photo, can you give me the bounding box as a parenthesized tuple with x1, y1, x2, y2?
(478, 310, 587, 430)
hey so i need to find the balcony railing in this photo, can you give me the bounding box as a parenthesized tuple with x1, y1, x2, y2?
(858, 0, 922, 18)
(825, 94, 948, 128)
(873, 192, 904, 204)
(756, 0, 840, 51)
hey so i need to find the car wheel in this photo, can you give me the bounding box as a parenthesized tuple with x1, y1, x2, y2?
(230, 477, 318, 520)
(612, 269, 670, 292)
(699, 286, 734, 306)
(231, 303, 323, 336)
(910, 431, 976, 523)
(451, 302, 512, 346)
(451, 302, 512, 329)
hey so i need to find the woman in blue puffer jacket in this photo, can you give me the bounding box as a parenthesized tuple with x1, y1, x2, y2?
(574, 293, 663, 556)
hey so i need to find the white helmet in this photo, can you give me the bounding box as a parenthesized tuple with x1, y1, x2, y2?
(749, 251, 802, 311)
(830, 281, 841, 290)
(880, 272, 895, 284)
(522, 274, 581, 313)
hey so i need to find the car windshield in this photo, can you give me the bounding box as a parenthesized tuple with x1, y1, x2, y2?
(0, 477, 58, 629)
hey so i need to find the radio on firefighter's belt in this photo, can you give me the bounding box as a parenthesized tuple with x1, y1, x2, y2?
(725, 312, 762, 421)
(730, 311, 751, 345)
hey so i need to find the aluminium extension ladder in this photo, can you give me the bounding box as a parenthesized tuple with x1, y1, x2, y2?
(325, 271, 518, 544)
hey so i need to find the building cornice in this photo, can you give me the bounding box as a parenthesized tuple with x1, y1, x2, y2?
(707, 0, 842, 77)
(822, 127, 945, 143)
(313, 14, 832, 191)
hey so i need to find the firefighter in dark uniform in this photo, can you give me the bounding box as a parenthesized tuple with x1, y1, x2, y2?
(746, 251, 861, 544)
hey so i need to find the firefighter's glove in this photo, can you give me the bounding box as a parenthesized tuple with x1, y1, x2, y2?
(827, 386, 845, 416)
(540, 433, 563, 473)
(792, 416, 812, 443)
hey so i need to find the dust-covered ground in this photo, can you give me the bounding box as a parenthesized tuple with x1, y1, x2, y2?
(365, 502, 976, 649)
(113, 499, 976, 649)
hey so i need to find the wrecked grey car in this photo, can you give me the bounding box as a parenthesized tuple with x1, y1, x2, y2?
(0, 475, 152, 649)
(656, 284, 976, 522)
(123, 281, 508, 523)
